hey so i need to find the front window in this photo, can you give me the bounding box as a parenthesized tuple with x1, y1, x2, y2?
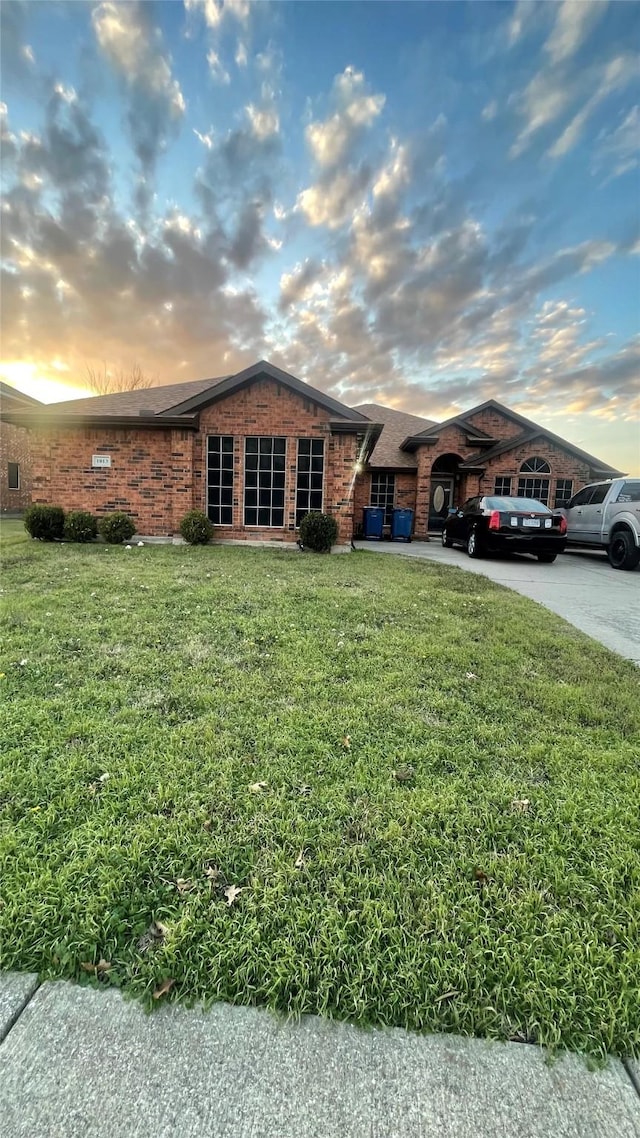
(8, 462, 19, 490)
(244, 437, 286, 527)
(494, 476, 511, 496)
(371, 472, 395, 525)
(554, 479, 573, 507)
(520, 456, 551, 473)
(296, 438, 324, 526)
(207, 436, 234, 525)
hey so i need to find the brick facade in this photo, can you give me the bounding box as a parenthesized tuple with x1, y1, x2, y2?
(0, 421, 33, 512)
(28, 375, 363, 544)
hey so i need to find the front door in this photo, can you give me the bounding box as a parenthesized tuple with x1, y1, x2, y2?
(429, 476, 455, 532)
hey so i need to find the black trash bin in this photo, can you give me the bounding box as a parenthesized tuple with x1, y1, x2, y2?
(391, 508, 414, 542)
(362, 507, 384, 539)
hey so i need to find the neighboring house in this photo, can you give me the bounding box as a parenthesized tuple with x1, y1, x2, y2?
(0, 381, 42, 513)
(355, 399, 624, 537)
(0, 360, 623, 542)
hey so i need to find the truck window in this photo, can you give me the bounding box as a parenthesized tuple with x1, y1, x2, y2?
(568, 486, 594, 508)
(615, 481, 640, 503)
(588, 484, 610, 505)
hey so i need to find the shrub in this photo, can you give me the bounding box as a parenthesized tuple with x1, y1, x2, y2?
(98, 512, 137, 544)
(180, 509, 213, 545)
(63, 510, 98, 543)
(24, 505, 65, 542)
(299, 511, 338, 553)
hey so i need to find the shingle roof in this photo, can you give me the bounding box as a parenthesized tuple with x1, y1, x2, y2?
(459, 428, 624, 476)
(43, 375, 230, 417)
(0, 381, 43, 408)
(353, 403, 436, 468)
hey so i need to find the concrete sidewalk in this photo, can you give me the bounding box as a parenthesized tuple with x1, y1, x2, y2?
(1, 975, 638, 1138)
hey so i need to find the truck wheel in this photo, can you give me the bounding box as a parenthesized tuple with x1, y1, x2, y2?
(607, 529, 640, 571)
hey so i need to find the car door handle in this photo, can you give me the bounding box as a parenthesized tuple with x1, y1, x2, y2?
(596, 509, 602, 514)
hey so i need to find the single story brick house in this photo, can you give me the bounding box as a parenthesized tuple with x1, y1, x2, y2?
(0, 381, 42, 513)
(1, 359, 623, 542)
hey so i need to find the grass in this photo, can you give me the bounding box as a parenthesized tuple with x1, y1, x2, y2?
(0, 517, 29, 548)
(0, 537, 639, 1059)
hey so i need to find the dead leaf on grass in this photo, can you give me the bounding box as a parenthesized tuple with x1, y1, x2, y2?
(203, 862, 220, 882)
(473, 868, 489, 886)
(465, 672, 477, 680)
(175, 878, 194, 895)
(342, 735, 351, 749)
(294, 848, 306, 869)
(203, 819, 212, 832)
(296, 785, 311, 796)
(223, 884, 244, 906)
(137, 920, 169, 953)
(248, 781, 268, 793)
(152, 978, 175, 1000)
(393, 765, 415, 783)
(81, 958, 112, 976)
(511, 798, 530, 813)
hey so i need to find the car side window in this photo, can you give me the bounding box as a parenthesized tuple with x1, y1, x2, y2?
(587, 484, 610, 505)
(615, 481, 640, 503)
(463, 498, 479, 513)
(568, 487, 593, 508)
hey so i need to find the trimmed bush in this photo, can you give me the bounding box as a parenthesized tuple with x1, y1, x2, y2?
(24, 505, 65, 542)
(299, 511, 338, 553)
(180, 509, 213, 545)
(98, 512, 137, 544)
(63, 510, 98, 544)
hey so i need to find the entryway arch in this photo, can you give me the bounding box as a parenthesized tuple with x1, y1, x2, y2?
(429, 453, 463, 531)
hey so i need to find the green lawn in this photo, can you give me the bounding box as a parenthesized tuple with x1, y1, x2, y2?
(1, 539, 638, 1058)
(0, 517, 28, 549)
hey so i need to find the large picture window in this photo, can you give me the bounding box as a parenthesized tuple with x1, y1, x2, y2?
(371, 472, 395, 525)
(207, 436, 234, 525)
(296, 438, 324, 526)
(554, 479, 573, 507)
(244, 437, 286, 527)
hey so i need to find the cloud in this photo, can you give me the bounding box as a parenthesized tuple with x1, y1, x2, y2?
(185, 0, 250, 29)
(297, 164, 372, 229)
(278, 259, 324, 311)
(245, 102, 279, 140)
(507, 1, 542, 47)
(592, 104, 640, 182)
(92, 1, 185, 192)
(548, 54, 637, 158)
(235, 41, 248, 68)
(305, 66, 385, 168)
(544, 0, 608, 65)
(207, 49, 230, 84)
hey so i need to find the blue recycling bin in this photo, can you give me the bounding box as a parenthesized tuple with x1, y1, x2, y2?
(391, 508, 414, 542)
(362, 506, 384, 539)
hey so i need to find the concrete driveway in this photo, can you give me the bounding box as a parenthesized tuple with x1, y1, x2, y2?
(354, 541, 640, 666)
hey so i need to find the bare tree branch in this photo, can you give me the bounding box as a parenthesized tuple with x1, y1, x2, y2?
(84, 361, 155, 395)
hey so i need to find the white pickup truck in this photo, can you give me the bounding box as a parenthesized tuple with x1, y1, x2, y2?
(558, 478, 640, 570)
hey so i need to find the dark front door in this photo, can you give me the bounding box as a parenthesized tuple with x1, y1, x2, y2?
(429, 476, 455, 531)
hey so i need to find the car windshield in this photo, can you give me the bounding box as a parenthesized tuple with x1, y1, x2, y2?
(483, 496, 551, 514)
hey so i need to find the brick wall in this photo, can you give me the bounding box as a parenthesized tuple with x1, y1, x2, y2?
(479, 438, 591, 502)
(31, 426, 176, 533)
(29, 377, 362, 543)
(352, 469, 418, 535)
(0, 422, 33, 512)
(465, 408, 523, 439)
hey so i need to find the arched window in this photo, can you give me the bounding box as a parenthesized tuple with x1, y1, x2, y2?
(518, 457, 550, 504)
(519, 456, 550, 474)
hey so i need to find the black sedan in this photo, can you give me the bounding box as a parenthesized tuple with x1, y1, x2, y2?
(442, 496, 567, 562)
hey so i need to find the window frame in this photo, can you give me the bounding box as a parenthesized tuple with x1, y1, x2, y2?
(520, 456, 551, 474)
(494, 476, 512, 496)
(206, 435, 234, 527)
(370, 472, 396, 526)
(614, 480, 640, 503)
(243, 436, 287, 528)
(554, 479, 573, 508)
(7, 462, 20, 491)
(295, 437, 325, 528)
(517, 476, 550, 504)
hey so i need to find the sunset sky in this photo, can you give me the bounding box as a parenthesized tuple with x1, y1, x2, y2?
(1, 0, 639, 472)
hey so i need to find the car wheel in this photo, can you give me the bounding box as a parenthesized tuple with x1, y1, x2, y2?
(466, 528, 482, 558)
(607, 529, 640, 571)
(537, 553, 557, 563)
(442, 527, 453, 548)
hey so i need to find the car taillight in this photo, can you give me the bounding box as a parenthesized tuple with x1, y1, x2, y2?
(489, 510, 501, 530)
(558, 515, 567, 534)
